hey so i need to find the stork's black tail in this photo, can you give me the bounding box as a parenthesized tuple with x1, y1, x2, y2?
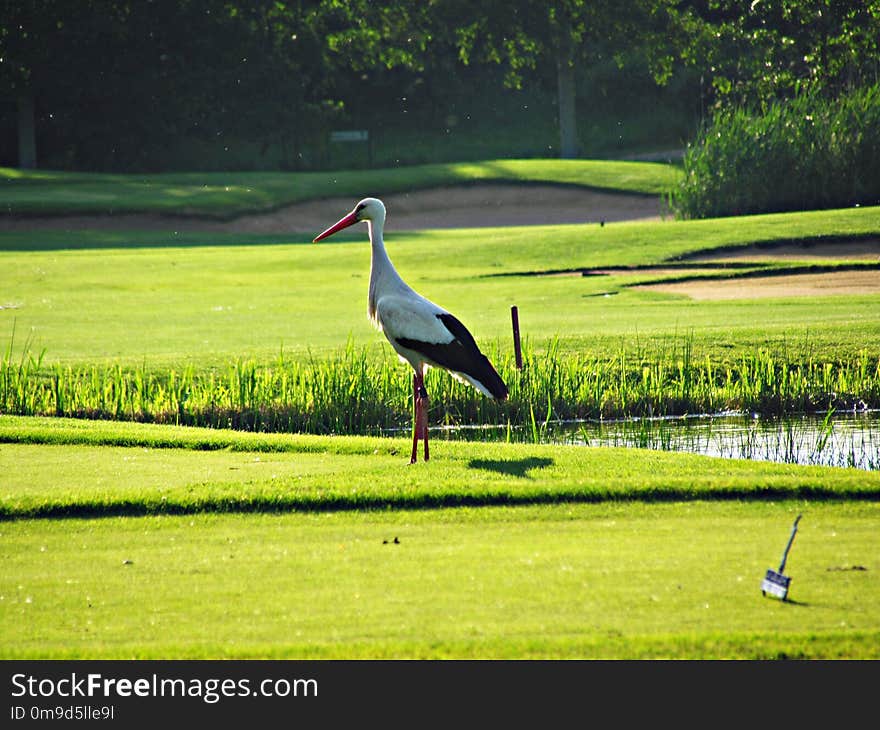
(395, 313, 508, 400)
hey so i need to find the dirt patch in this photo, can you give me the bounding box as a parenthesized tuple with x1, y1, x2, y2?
(0, 184, 664, 234)
(637, 269, 880, 300)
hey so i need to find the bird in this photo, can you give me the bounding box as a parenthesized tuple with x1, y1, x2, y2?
(313, 197, 508, 464)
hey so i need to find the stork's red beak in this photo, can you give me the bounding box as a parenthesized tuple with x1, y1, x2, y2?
(313, 210, 359, 242)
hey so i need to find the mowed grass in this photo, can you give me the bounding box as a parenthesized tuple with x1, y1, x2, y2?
(3, 417, 880, 518)
(2, 205, 879, 368)
(0, 159, 680, 217)
(1, 417, 878, 659)
(2, 506, 877, 659)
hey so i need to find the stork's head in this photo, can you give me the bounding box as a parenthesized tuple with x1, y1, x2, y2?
(313, 197, 386, 242)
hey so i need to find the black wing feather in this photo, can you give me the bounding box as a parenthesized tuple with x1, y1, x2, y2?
(395, 313, 508, 399)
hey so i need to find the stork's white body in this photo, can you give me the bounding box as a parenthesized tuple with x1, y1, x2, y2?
(366, 217, 495, 397)
(314, 197, 507, 462)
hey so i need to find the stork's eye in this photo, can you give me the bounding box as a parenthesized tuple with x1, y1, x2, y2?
(355, 203, 366, 213)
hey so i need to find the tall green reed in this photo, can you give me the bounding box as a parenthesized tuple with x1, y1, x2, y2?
(2, 334, 878, 436)
(669, 83, 880, 218)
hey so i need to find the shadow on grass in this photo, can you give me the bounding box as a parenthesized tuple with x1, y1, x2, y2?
(0, 228, 439, 252)
(0, 230, 309, 252)
(468, 457, 554, 478)
(4, 486, 880, 522)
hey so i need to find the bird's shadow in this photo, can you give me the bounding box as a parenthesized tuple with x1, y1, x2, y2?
(468, 457, 554, 479)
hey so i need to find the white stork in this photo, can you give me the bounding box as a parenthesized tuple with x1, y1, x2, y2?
(313, 197, 508, 463)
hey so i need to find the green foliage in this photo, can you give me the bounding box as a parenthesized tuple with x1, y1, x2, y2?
(5, 1, 878, 172)
(1, 0, 688, 171)
(1, 1, 347, 170)
(669, 85, 880, 218)
(3, 337, 878, 436)
(674, 0, 880, 107)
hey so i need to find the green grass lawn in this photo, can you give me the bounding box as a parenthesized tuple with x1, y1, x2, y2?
(2, 206, 879, 368)
(3, 503, 877, 659)
(1, 417, 878, 659)
(0, 159, 680, 217)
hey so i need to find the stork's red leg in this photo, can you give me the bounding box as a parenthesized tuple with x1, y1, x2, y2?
(410, 373, 420, 464)
(409, 372, 430, 464)
(419, 381, 430, 462)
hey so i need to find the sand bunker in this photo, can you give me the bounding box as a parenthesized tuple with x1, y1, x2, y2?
(5, 184, 877, 302)
(634, 239, 880, 300)
(637, 269, 880, 300)
(0, 184, 664, 234)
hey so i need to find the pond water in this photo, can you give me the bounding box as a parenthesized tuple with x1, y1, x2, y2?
(430, 411, 880, 471)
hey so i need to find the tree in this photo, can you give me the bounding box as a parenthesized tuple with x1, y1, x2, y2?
(673, 0, 880, 108)
(0, 0, 71, 167)
(449, 0, 677, 158)
(0, 0, 439, 170)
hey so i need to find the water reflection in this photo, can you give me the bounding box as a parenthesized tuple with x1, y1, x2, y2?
(431, 411, 880, 471)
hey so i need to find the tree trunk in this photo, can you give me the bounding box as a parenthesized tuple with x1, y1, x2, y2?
(17, 94, 37, 169)
(556, 41, 578, 159)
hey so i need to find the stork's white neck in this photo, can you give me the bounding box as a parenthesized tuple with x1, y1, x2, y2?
(367, 217, 411, 324)
(367, 218, 394, 273)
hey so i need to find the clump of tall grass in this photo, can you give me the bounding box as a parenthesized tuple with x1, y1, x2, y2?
(2, 335, 879, 437)
(669, 84, 880, 218)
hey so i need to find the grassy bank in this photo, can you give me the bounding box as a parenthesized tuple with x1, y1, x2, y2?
(7, 502, 878, 660)
(2, 417, 879, 519)
(0, 159, 680, 218)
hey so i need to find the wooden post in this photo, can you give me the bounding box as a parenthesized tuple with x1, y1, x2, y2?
(511, 305, 523, 370)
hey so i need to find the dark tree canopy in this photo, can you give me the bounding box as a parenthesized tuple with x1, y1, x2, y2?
(673, 0, 880, 107)
(1, 0, 875, 170)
